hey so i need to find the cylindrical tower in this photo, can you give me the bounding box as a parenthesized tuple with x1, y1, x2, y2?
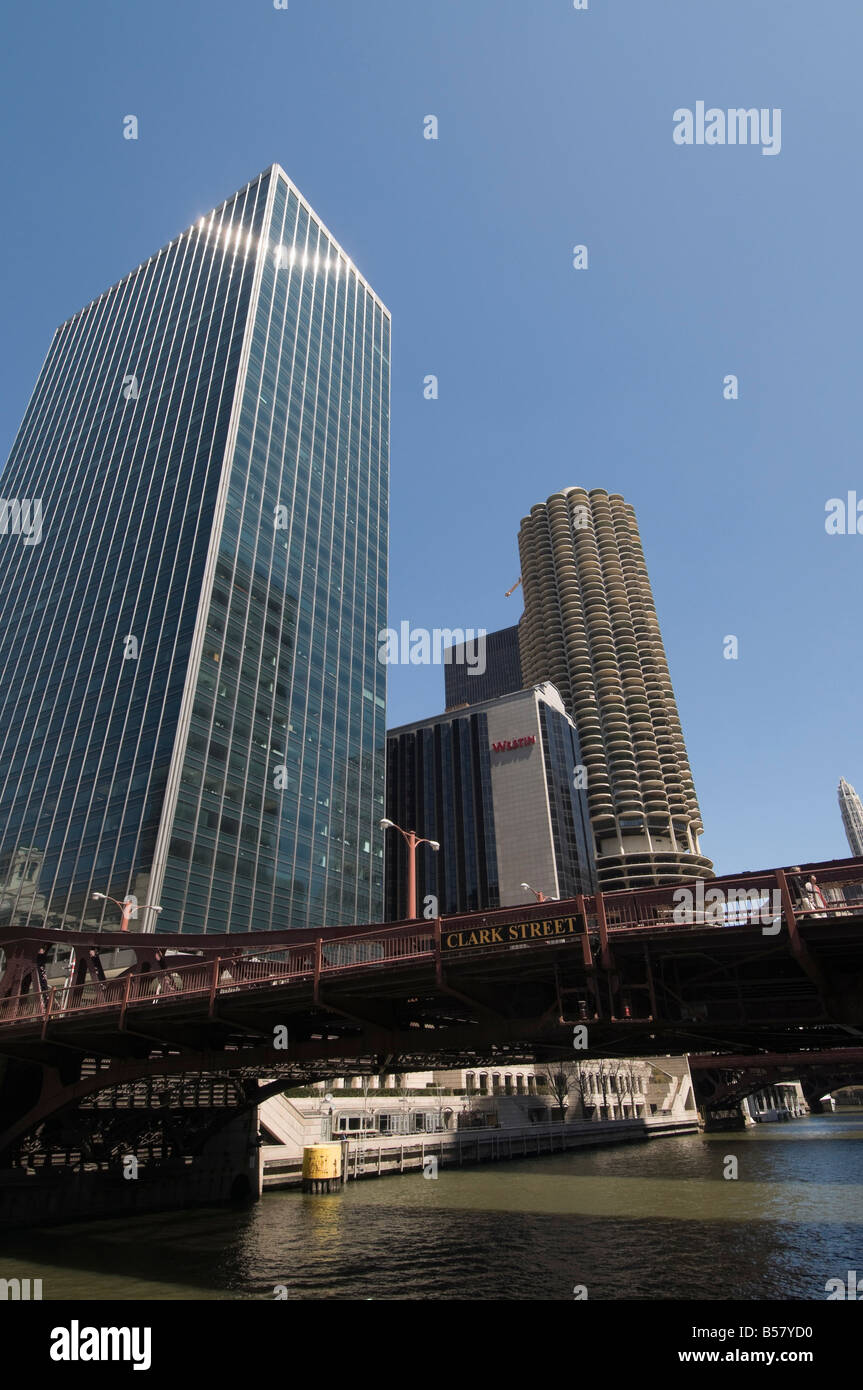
(518, 486, 712, 890)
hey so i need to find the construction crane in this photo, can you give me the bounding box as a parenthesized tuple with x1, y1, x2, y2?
(505, 576, 522, 598)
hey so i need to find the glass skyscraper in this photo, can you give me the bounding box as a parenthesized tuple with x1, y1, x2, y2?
(443, 625, 524, 709)
(0, 165, 389, 934)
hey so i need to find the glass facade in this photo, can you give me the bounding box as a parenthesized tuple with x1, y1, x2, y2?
(443, 624, 524, 709)
(385, 714, 500, 918)
(538, 702, 595, 899)
(0, 166, 389, 933)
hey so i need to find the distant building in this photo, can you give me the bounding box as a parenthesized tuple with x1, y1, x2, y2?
(444, 624, 523, 709)
(258, 1057, 695, 1159)
(838, 778, 863, 857)
(0, 847, 47, 922)
(385, 682, 595, 918)
(743, 1082, 807, 1123)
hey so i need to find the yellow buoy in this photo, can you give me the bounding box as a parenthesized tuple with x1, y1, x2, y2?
(302, 1143, 343, 1193)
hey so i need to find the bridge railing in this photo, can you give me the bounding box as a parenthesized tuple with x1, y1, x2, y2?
(0, 989, 48, 1025)
(2, 869, 863, 1027)
(599, 868, 863, 932)
(57, 978, 128, 1013)
(0, 977, 130, 1023)
(131, 962, 215, 1000)
(0, 920, 441, 1025)
(600, 883, 781, 932)
(321, 927, 435, 971)
(206, 927, 435, 985)
(793, 873, 863, 920)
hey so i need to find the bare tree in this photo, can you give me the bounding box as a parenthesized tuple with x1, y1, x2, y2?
(540, 1060, 585, 1122)
(595, 1058, 620, 1117)
(573, 1058, 595, 1116)
(618, 1058, 640, 1117)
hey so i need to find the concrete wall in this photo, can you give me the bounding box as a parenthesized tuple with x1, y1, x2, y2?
(485, 691, 558, 906)
(263, 1116, 699, 1189)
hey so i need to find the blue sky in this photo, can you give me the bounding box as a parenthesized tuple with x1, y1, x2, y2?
(1, 0, 860, 876)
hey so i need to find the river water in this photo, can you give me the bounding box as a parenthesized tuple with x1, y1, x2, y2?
(3, 1115, 862, 1301)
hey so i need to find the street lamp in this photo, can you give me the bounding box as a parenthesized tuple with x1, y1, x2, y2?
(521, 881, 552, 903)
(92, 892, 162, 932)
(380, 818, 439, 920)
(322, 1092, 335, 1142)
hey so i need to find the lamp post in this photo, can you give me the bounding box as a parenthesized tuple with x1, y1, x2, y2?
(380, 818, 440, 920)
(521, 881, 553, 903)
(322, 1092, 334, 1142)
(92, 892, 162, 932)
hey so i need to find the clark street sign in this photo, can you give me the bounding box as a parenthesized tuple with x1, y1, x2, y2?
(441, 914, 585, 951)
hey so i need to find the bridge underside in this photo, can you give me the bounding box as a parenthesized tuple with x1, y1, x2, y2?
(3, 907, 863, 1160)
(688, 1048, 863, 1114)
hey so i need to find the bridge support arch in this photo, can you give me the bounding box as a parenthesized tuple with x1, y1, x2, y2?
(0, 1069, 264, 1231)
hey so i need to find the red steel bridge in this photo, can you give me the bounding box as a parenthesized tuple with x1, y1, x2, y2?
(1, 856, 863, 1219)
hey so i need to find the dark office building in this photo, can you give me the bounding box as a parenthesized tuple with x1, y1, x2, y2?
(385, 683, 595, 919)
(0, 166, 389, 934)
(443, 624, 523, 709)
